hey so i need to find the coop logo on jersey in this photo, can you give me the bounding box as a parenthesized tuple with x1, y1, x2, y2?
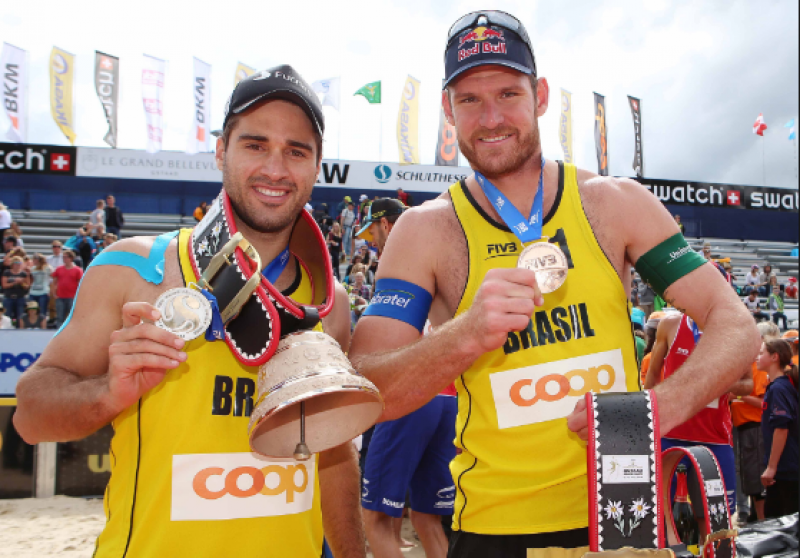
(172, 452, 315, 521)
(490, 349, 627, 429)
(458, 27, 507, 62)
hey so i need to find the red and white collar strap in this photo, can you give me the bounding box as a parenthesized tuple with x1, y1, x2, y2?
(188, 191, 334, 366)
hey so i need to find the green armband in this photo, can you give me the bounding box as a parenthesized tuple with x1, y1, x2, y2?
(634, 233, 706, 298)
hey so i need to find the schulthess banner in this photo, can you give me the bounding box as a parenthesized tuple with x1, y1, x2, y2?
(593, 92, 608, 176)
(1, 43, 27, 142)
(50, 46, 77, 145)
(187, 57, 211, 154)
(94, 51, 119, 148)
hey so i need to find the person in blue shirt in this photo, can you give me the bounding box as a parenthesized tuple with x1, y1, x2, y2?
(757, 338, 799, 518)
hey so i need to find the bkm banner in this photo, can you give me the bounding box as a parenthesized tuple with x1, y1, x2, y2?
(628, 95, 643, 177)
(397, 75, 420, 165)
(188, 57, 211, 154)
(593, 92, 608, 176)
(559, 89, 573, 164)
(234, 62, 255, 87)
(0, 142, 76, 176)
(435, 107, 458, 167)
(49, 47, 76, 145)
(94, 51, 119, 148)
(1, 43, 27, 143)
(640, 177, 799, 213)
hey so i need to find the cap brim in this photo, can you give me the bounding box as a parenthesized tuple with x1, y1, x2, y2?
(231, 88, 323, 135)
(443, 60, 532, 89)
(356, 221, 374, 241)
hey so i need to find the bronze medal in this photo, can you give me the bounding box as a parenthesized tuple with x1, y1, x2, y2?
(517, 241, 568, 294)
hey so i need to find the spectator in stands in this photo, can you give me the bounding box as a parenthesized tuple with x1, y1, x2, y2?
(636, 274, 657, 320)
(767, 281, 788, 331)
(52, 250, 83, 329)
(757, 264, 776, 297)
(785, 277, 798, 299)
(700, 242, 713, 261)
(340, 201, 357, 258)
(744, 291, 770, 323)
(28, 254, 52, 317)
(344, 262, 367, 287)
(344, 254, 364, 282)
(46, 240, 64, 270)
(0, 202, 10, 240)
(758, 339, 799, 518)
(0, 302, 12, 329)
(88, 199, 106, 239)
(396, 187, 411, 206)
(2, 256, 30, 326)
(104, 195, 124, 237)
(366, 257, 378, 286)
(743, 265, 760, 295)
(781, 330, 798, 365)
(7, 222, 24, 246)
(193, 201, 208, 222)
(349, 270, 371, 300)
(358, 194, 371, 224)
(326, 222, 343, 280)
(65, 226, 96, 269)
(95, 232, 118, 255)
(3, 235, 18, 255)
(1, 242, 23, 284)
(674, 214, 685, 234)
(334, 195, 352, 220)
(19, 301, 47, 330)
(313, 203, 332, 235)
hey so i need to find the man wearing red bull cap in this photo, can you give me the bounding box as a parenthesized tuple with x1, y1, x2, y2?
(350, 10, 759, 558)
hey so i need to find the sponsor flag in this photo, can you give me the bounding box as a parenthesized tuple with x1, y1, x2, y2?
(188, 57, 212, 154)
(354, 81, 381, 104)
(785, 119, 796, 140)
(49, 47, 77, 145)
(233, 62, 254, 88)
(1, 43, 27, 142)
(142, 54, 166, 154)
(396, 75, 420, 165)
(435, 107, 458, 166)
(559, 89, 573, 164)
(628, 95, 643, 177)
(311, 77, 341, 111)
(94, 51, 119, 148)
(753, 113, 767, 136)
(593, 92, 608, 176)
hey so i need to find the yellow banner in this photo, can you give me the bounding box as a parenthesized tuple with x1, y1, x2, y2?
(234, 62, 255, 87)
(559, 89, 573, 164)
(49, 47, 76, 145)
(396, 75, 420, 165)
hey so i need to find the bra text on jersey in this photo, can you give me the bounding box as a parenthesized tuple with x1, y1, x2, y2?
(503, 303, 595, 355)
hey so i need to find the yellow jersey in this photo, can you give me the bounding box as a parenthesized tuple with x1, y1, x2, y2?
(449, 162, 640, 535)
(94, 228, 324, 557)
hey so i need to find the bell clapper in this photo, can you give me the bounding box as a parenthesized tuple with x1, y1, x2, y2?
(293, 401, 311, 461)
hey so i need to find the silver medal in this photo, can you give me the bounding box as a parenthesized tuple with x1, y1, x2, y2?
(154, 288, 212, 340)
(517, 241, 569, 294)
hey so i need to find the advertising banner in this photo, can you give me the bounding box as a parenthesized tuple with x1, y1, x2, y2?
(94, 51, 119, 148)
(594, 92, 608, 176)
(0, 142, 76, 175)
(639, 177, 799, 213)
(396, 75, 420, 165)
(187, 57, 211, 154)
(1, 43, 27, 142)
(49, 47, 76, 145)
(0, 406, 35, 499)
(0, 330, 53, 397)
(435, 107, 458, 167)
(559, 89, 573, 164)
(142, 54, 166, 153)
(628, 96, 643, 177)
(233, 62, 254, 87)
(56, 425, 114, 497)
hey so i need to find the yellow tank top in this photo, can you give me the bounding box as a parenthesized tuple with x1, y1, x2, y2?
(449, 162, 640, 535)
(94, 228, 324, 558)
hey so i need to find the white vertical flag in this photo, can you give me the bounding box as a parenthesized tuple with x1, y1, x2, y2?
(311, 77, 341, 111)
(188, 57, 212, 154)
(142, 54, 166, 153)
(1, 43, 27, 142)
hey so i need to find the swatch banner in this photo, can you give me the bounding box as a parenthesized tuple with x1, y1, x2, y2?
(435, 108, 458, 166)
(1, 43, 27, 142)
(559, 89, 573, 164)
(49, 47, 76, 145)
(397, 75, 420, 165)
(188, 57, 211, 154)
(593, 92, 608, 176)
(142, 54, 166, 154)
(628, 95, 643, 177)
(94, 52, 119, 148)
(640, 177, 799, 213)
(233, 62, 254, 87)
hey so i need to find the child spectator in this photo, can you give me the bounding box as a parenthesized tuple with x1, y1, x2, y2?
(19, 301, 47, 329)
(767, 284, 787, 331)
(28, 254, 52, 317)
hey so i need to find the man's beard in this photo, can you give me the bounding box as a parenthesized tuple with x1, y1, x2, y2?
(223, 169, 304, 234)
(458, 124, 539, 180)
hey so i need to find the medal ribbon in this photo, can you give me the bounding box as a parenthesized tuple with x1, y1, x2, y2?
(475, 155, 545, 244)
(262, 247, 291, 284)
(688, 316, 702, 344)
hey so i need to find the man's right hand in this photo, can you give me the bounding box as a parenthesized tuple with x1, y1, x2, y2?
(106, 302, 187, 413)
(461, 267, 544, 354)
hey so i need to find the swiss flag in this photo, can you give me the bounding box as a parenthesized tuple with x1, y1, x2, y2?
(726, 190, 741, 206)
(753, 113, 767, 136)
(50, 153, 71, 172)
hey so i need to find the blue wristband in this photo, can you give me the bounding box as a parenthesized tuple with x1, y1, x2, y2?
(363, 278, 433, 333)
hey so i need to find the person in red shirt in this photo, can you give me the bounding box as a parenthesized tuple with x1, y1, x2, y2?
(51, 250, 83, 328)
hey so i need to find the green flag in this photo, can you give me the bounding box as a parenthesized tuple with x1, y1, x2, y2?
(354, 81, 381, 104)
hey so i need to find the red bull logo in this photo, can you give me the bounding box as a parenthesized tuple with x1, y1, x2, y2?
(458, 27, 507, 62)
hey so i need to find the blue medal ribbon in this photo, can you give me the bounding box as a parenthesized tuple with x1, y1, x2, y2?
(262, 247, 291, 285)
(688, 317, 702, 344)
(474, 155, 546, 244)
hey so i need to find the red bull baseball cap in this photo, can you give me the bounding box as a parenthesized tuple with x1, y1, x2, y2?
(356, 198, 406, 241)
(444, 10, 537, 89)
(223, 64, 324, 135)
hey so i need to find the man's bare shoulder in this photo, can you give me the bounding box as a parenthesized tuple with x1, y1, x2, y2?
(576, 168, 649, 204)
